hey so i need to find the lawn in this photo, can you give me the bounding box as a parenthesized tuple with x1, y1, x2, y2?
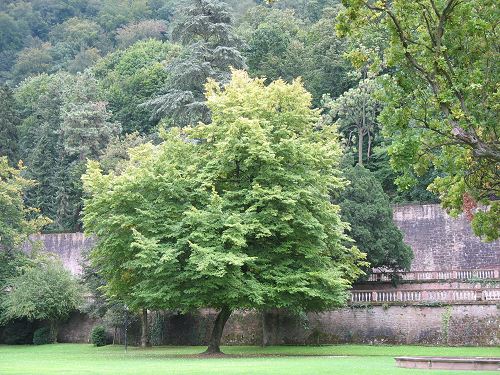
(0, 344, 498, 375)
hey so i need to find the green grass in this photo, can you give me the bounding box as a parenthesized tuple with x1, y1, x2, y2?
(0, 344, 498, 375)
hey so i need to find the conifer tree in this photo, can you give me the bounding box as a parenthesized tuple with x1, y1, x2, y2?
(0, 85, 20, 165)
(146, 0, 246, 126)
(336, 166, 413, 273)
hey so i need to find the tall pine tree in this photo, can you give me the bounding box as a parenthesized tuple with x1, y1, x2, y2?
(0, 85, 19, 165)
(146, 0, 245, 127)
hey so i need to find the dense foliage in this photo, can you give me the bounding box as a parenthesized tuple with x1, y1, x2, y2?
(338, 0, 500, 240)
(0, 157, 48, 251)
(83, 70, 366, 353)
(90, 325, 108, 347)
(1, 0, 496, 351)
(337, 166, 413, 273)
(146, 0, 245, 126)
(32, 326, 53, 345)
(0, 255, 82, 335)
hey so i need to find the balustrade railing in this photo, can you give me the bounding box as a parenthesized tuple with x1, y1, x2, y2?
(367, 269, 499, 282)
(350, 288, 500, 304)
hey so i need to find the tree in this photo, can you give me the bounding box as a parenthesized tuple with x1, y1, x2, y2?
(0, 85, 19, 164)
(146, 0, 246, 127)
(49, 17, 111, 67)
(11, 42, 54, 84)
(93, 39, 180, 134)
(115, 20, 168, 48)
(95, 0, 151, 31)
(15, 73, 76, 231)
(240, 7, 307, 85)
(15, 71, 118, 231)
(338, 0, 500, 240)
(239, 5, 353, 105)
(0, 255, 82, 340)
(82, 70, 365, 354)
(0, 157, 48, 252)
(61, 73, 121, 162)
(322, 78, 381, 166)
(335, 166, 413, 273)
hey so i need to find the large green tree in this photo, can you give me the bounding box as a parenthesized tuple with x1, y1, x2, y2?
(83, 70, 365, 354)
(338, 0, 500, 240)
(146, 0, 246, 127)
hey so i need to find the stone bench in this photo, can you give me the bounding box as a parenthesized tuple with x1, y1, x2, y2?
(395, 356, 500, 371)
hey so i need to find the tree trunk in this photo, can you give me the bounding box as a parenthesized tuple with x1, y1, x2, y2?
(358, 127, 364, 166)
(203, 306, 232, 354)
(49, 320, 57, 343)
(140, 308, 151, 347)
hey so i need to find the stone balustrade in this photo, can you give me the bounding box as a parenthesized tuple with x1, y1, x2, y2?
(350, 288, 500, 304)
(367, 268, 499, 283)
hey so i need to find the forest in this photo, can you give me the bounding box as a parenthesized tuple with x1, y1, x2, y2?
(0, 0, 498, 352)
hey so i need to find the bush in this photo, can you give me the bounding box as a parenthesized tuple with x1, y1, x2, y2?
(2, 319, 34, 344)
(33, 327, 53, 345)
(91, 325, 107, 347)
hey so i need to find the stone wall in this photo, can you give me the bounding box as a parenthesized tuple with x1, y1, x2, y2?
(56, 304, 500, 346)
(24, 233, 94, 275)
(393, 204, 500, 271)
(28, 204, 500, 275)
(24, 204, 500, 347)
(261, 305, 500, 346)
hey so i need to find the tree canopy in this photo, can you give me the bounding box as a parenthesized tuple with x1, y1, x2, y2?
(338, 0, 500, 240)
(0, 254, 82, 335)
(83, 70, 365, 353)
(145, 0, 246, 127)
(336, 166, 413, 273)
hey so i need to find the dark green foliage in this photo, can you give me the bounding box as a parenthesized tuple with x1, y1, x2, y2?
(239, 5, 353, 105)
(33, 327, 53, 345)
(1, 319, 34, 345)
(0, 85, 19, 164)
(146, 0, 246, 126)
(15, 71, 118, 231)
(90, 325, 107, 347)
(93, 39, 179, 134)
(336, 166, 413, 272)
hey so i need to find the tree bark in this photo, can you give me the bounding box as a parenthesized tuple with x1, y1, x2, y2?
(358, 126, 364, 166)
(49, 320, 57, 343)
(204, 306, 232, 354)
(140, 308, 151, 347)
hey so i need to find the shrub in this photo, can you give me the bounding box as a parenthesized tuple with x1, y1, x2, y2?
(91, 325, 107, 347)
(33, 327, 53, 345)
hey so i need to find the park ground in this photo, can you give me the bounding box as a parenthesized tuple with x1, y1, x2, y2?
(0, 344, 498, 374)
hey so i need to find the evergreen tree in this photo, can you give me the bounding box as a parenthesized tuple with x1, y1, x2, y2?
(336, 166, 413, 273)
(15, 73, 73, 230)
(0, 85, 19, 165)
(146, 0, 246, 127)
(61, 73, 121, 162)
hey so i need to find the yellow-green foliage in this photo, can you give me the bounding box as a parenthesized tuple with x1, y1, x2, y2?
(82, 70, 365, 315)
